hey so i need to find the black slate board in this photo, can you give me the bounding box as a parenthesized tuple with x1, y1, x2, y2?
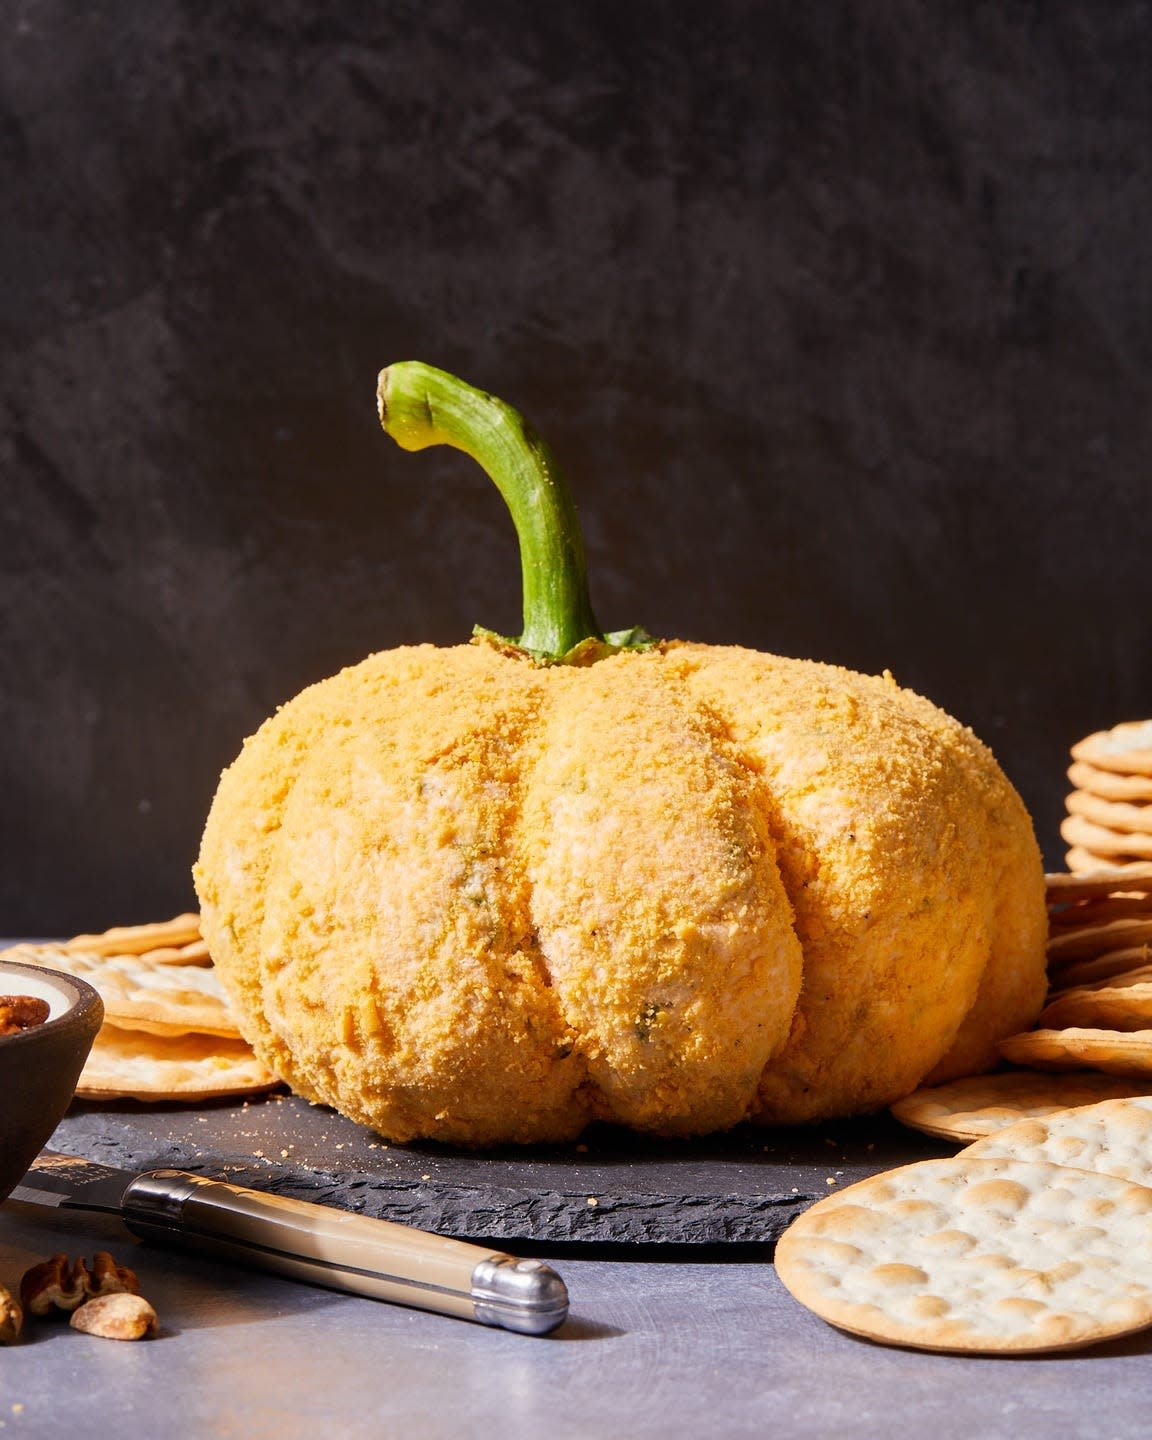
(48, 1094, 956, 1246)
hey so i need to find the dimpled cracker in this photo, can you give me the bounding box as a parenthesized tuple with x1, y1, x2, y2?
(1052, 948, 1152, 988)
(1047, 916, 1152, 961)
(999, 1027, 1152, 1077)
(1049, 958, 1152, 994)
(774, 1155, 1152, 1353)
(1062, 815, 1152, 861)
(889, 1070, 1152, 1142)
(142, 938, 211, 966)
(77, 1025, 280, 1100)
(0, 943, 239, 1037)
(1049, 896, 1152, 932)
(1040, 983, 1152, 1032)
(1072, 722, 1152, 777)
(1068, 761, 1152, 804)
(1066, 790, 1152, 836)
(966, 1097, 1152, 1186)
(1046, 866, 1152, 901)
(65, 913, 202, 957)
(1065, 847, 1152, 876)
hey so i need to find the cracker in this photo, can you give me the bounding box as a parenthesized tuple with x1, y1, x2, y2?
(999, 1027, 1152, 1077)
(1, 943, 239, 1038)
(1049, 895, 1152, 929)
(1069, 761, 1152, 804)
(64, 913, 202, 957)
(1046, 866, 1152, 902)
(775, 1155, 1152, 1353)
(76, 1025, 280, 1101)
(1049, 948, 1152, 988)
(1047, 963, 1152, 997)
(139, 939, 212, 967)
(889, 1070, 1152, 1142)
(966, 1096, 1152, 1187)
(1047, 916, 1152, 961)
(1066, 790, 1152, 836)
(1071, 722, 1152, 777)
(1063, 814, 1152, 860)
(1040, 982, 1152, 1033)
(1064, 846, 1151, 874)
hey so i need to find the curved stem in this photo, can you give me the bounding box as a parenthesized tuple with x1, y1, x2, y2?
(377, 361, 605, 659)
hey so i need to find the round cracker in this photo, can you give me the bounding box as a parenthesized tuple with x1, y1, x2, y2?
(1064, 846, 1150, 874)
(1048, 962, 1152, 997)
(65, 913, 202, 957)
(1068, 761, 1152, 803)
(999, 1026, 1152, 1077)
(1046, 866, 1152, 901)
(1049, 949, 1152, 988)
(1049, 895, 1152, 929)
(775, 1155, 1152, 1353)
(76, 1025, 280, 1100)
(1067, 790, 1152, 837)
(890, 1070, 1152, 1142)
(1062, 814, 1152, 860)
(1040, 982, 1152, 1033)
(1071, 722, 1152, 777)
(138, 939, 212, 967)
(966, 1096, 1152, 1187)
(1047, 915, 1152, 961)
(2, 943, 239, 1037)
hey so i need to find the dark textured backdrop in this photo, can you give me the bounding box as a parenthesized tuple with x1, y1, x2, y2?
(2, 1, 1151, 930)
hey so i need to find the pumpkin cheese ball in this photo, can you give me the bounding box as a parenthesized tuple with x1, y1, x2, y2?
(195, 363, 1047, 1145)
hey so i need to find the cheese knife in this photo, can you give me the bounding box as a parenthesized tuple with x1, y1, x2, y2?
(9, 1151, 568, 1335)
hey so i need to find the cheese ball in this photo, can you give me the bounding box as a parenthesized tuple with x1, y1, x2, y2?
(195, 640, 1046, 1143)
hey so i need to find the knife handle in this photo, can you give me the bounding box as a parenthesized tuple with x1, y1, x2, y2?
(120, 1170, 568, 1335)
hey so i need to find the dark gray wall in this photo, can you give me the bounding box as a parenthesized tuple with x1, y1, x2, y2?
(3, 1, 1151, 931)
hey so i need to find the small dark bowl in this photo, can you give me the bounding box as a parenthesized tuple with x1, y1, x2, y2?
(0, 959, 104, 1203)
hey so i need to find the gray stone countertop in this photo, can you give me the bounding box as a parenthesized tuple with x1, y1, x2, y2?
(4, 1164, 1152, 1439)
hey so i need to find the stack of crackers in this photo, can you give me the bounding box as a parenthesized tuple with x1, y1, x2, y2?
(890, 865, 1152, 1137)
(1001, 864, 1152, 1078)
(1062, 720, 1152, 871)
(1, 915, 280, 1103)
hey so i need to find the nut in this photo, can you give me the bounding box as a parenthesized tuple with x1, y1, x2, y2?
(0, 1286, 22, 1344)
(0, 995, 50, 1036)
(20, 1252, 139, 1316)
(21, 1255, 88, 1315)
(87, 1251, 140, 1300)
(70, 1293, 158, 1341)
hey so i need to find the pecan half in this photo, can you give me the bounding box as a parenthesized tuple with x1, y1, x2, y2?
(88, 1252, 140, 1300)
(0, 995, 50, 1036)
(70, 1293, 158, 1341)
(20, 1255, 89, 1315)
(0, 1286, 22, 1344)
(19, 1252, 139, 1317)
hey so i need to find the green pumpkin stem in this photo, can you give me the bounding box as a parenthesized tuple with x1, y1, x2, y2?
(377, 361, 653, 663)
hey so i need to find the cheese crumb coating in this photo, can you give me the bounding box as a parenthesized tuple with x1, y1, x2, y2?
(195, 641, 1045, 1144)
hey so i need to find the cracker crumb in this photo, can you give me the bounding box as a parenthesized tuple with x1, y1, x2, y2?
(586, 1196, 598, 1207)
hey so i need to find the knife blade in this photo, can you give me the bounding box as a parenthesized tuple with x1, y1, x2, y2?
(10, 1151, 568, 1335)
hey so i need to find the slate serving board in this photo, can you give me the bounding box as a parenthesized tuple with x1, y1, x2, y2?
(47, 1094, 955, 1246)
